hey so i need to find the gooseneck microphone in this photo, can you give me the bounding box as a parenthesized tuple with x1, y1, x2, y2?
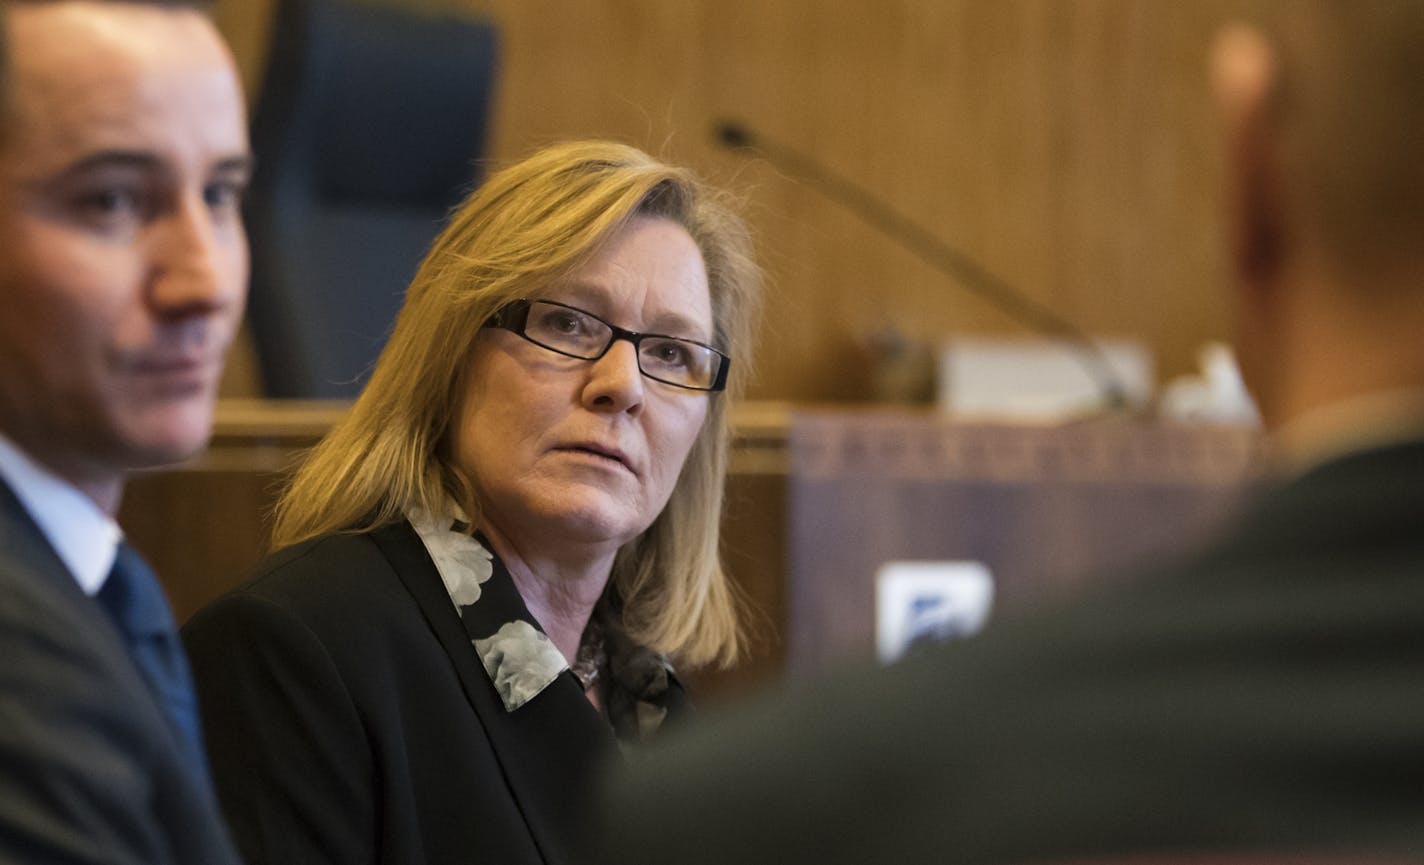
(714, 120, 1130, 411)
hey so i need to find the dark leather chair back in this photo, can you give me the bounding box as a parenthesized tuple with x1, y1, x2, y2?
(245, 0, 498, 397)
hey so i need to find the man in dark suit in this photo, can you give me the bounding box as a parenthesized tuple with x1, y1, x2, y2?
(601, 2, 1424, 863)
(0, 1, 251, 861)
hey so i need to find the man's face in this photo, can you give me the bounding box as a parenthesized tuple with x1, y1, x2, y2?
(0, 1, 251, 506)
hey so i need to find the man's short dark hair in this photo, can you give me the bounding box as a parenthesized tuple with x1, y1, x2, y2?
(1243, 0, 1424, 274)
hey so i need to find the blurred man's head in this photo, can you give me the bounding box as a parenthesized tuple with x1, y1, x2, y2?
(0, 0, 251, 513)
(1214, 1, 1424, 430)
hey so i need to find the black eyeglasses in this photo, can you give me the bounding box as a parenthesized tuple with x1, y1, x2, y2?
(484, 299, 730, 392)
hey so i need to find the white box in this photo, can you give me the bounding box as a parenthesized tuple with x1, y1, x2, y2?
(937, 336, 1154, 419)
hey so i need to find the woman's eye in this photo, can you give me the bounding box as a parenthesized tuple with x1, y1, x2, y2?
(647, 341, 693, 369)
(547, 311, 584, 334)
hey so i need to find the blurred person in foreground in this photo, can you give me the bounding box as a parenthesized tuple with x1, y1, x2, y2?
(600, 2, 1424, 863)
(182, 140, 763, 865)
(0, 1, 250, 862)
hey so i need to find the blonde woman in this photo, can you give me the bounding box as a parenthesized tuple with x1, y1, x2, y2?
(183, 141, 762, 865)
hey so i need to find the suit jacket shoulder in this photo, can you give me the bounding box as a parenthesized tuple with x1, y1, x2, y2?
(600, 438, 1424, 865)
(0, 481, 238, 865)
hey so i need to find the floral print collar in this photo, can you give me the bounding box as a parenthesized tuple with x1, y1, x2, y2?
(408, 505, 571, 713)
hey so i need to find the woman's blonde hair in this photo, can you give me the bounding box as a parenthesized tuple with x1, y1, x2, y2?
(270, 140, 762, 669)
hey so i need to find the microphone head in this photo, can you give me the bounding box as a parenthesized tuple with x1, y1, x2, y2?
(713, 121, 755, 150)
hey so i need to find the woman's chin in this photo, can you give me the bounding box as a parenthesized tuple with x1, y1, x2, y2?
(518, 493, 650, 551)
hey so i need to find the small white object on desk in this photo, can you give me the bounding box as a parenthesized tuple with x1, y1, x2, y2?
(937, 336, 1154, 420)
(875, 560, 994, 663)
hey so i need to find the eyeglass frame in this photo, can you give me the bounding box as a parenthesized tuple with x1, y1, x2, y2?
(483, 298, 731, 392)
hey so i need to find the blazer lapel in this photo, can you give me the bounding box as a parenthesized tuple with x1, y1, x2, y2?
(370, 520, 615, 865)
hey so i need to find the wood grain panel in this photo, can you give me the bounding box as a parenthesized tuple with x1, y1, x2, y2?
(213, 0, 1246, 402)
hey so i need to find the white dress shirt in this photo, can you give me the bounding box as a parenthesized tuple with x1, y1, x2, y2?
(0, 433, 122, 596)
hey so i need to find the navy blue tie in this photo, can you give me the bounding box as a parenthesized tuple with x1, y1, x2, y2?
(97, 541, 210, 775)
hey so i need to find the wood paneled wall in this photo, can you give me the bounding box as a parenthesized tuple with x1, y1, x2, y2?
(213, 0, 1244, 402)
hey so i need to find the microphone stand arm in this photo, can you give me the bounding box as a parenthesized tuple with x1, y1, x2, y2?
(720, 124, 1131, 411)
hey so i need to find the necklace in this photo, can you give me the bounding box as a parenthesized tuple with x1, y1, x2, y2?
(571, 621, 605, 692)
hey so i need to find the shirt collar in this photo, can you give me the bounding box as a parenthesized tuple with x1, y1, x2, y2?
(408, 504, 571, 713)
(0, 433, 122, 596)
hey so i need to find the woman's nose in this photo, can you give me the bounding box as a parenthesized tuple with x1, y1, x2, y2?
(583, 338, 645, 414)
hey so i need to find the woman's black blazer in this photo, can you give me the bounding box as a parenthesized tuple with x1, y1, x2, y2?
(183, 519, 677, 865)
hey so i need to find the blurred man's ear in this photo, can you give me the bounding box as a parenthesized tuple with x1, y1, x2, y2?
(1213, 24, 1283, 294)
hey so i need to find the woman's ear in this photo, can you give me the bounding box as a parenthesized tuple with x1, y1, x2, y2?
(1213, 24, 1284, 293)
